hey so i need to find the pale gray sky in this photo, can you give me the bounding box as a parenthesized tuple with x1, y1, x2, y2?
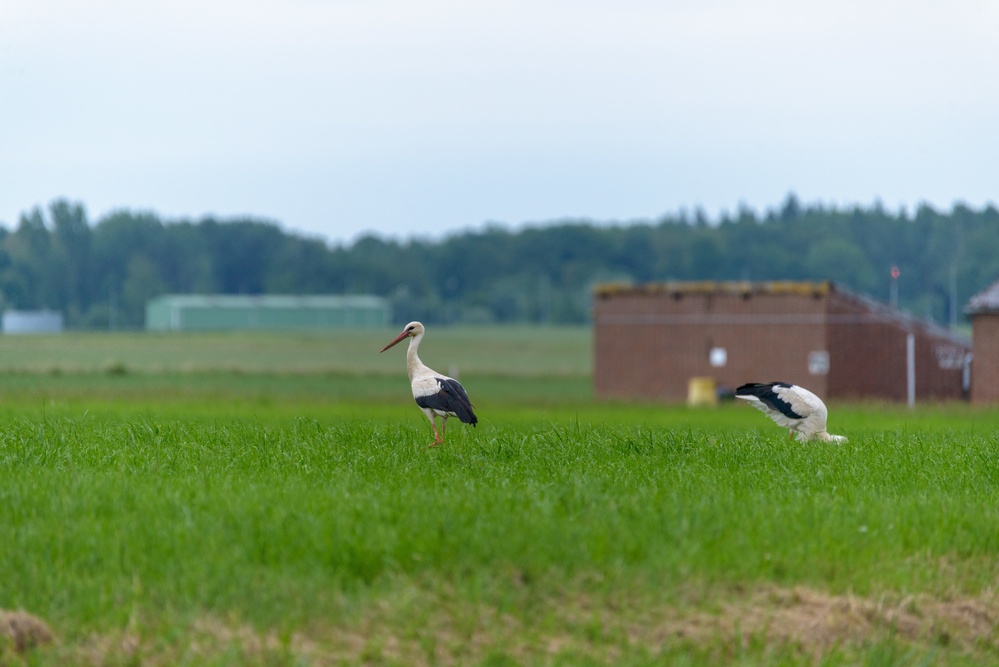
(2, 0, 997, 245)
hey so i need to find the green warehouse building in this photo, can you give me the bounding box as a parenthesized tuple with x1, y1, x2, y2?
(145, 295, 390, 332)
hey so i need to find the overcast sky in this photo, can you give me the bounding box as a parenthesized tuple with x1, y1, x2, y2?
(2, 0, 997, 245)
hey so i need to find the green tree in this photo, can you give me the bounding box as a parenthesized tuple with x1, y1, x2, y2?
(5, 195, 999, 328)
(49, 199, 93, 321)
(3, 207, 55, 308)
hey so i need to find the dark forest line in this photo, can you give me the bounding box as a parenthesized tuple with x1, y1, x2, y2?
(2, 195, 996, 329)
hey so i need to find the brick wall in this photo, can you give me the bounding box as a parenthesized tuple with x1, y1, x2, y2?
(826, 294, 909, 400)
(971, 314, 999, 404)
(826, 292, 969, 401)
(594, 288, 828, 401)
(594, 283, 971, 403)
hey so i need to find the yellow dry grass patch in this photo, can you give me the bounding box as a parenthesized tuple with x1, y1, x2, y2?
(58, 585, 999, 665)
(0, 609, 54, 654)
(639, 586, 999, 655)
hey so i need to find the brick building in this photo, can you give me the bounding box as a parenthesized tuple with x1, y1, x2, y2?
(594, 281, 971, 403)
(966, 278, 999, 404)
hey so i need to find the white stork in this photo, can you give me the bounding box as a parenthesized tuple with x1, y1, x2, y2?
(735, 382, 847, 443)
(380, 321, 478, 446)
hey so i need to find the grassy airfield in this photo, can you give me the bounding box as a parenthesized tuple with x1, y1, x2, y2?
(0, 328, 997, 665)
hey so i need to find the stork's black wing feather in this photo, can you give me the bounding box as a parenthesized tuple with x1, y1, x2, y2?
(735, 382, 804, 420)
(415, 377, 478, 425)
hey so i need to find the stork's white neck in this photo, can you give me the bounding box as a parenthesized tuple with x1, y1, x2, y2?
(406, 331, 427, 381)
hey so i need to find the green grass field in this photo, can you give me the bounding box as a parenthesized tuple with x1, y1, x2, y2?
(1, 328, 998, 665)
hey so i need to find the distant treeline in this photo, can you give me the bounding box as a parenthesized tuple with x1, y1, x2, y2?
(2, 195, 997, 329)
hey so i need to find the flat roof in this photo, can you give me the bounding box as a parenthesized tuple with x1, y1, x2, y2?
(594, 280, 834, 298)
(147, 294, 388, 309)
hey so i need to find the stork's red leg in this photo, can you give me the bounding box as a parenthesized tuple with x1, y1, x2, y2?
(429, 420, 443, 447)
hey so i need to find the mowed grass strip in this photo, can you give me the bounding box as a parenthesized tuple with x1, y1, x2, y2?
(0, 326, 592, 377)
(2, 403, 999, 664)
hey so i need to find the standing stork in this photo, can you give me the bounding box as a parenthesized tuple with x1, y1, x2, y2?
(735, 382, 847, 443)
(380, 321, 478, 446)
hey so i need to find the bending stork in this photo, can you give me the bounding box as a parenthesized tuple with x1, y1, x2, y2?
(735, 382, 847, 443)
(380, 321, 477, 446)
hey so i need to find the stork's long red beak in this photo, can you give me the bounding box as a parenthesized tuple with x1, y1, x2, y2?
(380, 329, 410, 352)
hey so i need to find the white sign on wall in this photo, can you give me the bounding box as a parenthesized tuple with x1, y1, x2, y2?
(808, 351, 830, 375)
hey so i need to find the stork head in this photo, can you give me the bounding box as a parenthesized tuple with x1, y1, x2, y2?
(380, 321, 425, 352)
